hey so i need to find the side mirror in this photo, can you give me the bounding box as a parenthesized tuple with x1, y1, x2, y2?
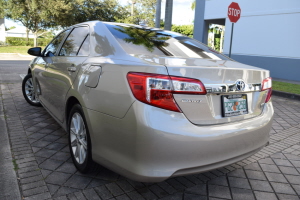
(28, 47, 42, 56)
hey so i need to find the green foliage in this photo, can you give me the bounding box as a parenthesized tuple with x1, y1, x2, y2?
(116, 0, 156, 27)
(5, 26, 16, 31)
(46, 0, 84, 28)
(4, 0, 128, 46)
(0, 0, 4, 18)
(160, 19, 165, 29)
(5, 0, 54, 33)
(214, 38, 220, 51)
(0, 46, 41, 55)
(5, 0, 65, 45)
(12, 159, 19, 171)
(213, 30, 221, 51)
(115, 26, 169, 52)
(171, 25, 194, 37)
(71, 0, 127, 24)
(273, 81, 300, 95)
(208, 26, 223, 51)
(6, 37, 52, 46)
(191, 0, 196, 10)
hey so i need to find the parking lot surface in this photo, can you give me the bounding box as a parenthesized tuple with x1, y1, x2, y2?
(1, 83, 300, 200)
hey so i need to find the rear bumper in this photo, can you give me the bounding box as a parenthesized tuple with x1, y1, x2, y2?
(84, 101, 274, 182)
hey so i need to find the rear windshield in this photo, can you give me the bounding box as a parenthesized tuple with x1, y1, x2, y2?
(105, 23, 230, 60)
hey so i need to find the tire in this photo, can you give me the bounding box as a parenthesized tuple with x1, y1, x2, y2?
(22, 74, 41, 106)
(68, 104, 97, 173)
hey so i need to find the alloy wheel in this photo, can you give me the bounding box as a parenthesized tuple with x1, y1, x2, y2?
(24, 77, 39, 103)
(70, 112, 88, 164)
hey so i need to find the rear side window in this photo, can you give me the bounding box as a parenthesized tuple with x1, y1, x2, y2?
(77, 35, 90, 56)
(44, 30, 70, 57)
(59, 26, 89, 56)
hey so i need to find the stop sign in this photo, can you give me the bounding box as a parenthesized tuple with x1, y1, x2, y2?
(228, 2, 241, 23)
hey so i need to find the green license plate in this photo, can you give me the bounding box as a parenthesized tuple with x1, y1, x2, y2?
(222, 94, 248, 117)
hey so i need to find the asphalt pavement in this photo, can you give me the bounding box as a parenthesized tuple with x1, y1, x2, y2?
(0, 59, 30, 83)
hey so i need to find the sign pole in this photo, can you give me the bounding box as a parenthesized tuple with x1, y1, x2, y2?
(227, 2, 241, 58)
(229, 22, 234, 58)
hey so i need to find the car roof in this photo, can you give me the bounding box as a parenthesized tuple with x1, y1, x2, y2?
(68, 20, 163, 31)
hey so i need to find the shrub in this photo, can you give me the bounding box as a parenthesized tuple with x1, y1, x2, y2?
(171, 25, 194, 38)
(6, 37, 53, 46)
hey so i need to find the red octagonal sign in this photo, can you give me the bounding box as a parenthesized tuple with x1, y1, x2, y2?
(228, 2, 241, 23)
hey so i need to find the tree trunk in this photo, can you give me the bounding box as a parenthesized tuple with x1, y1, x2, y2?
(131, 1, 135, 16)
(34, 31, 38, 46)
(26, 28, 29, 45)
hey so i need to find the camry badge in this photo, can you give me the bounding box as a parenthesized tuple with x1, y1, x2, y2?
(181, 99, 202, 103)
(235, 79, 245, 91)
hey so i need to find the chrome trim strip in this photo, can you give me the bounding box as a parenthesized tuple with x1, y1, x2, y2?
(205, 83, 261, 93)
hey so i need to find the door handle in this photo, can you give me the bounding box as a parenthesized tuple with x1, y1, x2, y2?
(67, 67, 76, 72)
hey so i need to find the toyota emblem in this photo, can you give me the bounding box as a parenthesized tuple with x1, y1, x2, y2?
(235, 79, 245, 91)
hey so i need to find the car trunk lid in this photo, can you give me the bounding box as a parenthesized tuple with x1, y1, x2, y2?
(167, 58, 269, 125)
(134, 55, 270, 125)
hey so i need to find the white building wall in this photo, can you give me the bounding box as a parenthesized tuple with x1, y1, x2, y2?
(223, 12, 300, 59)
(205, 0, 300, 58)
(6, 32, 34, 38)
(204, 0, 300, 81)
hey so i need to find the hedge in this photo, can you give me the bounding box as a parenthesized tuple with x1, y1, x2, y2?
(171, 25, 194, 38)
(6, 37, 53, 46)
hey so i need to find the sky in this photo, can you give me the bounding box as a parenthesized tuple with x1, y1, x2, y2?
(118, 0, 195, 25)
(5, 0, 195, 28)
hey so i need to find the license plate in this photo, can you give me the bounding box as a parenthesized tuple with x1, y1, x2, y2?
(222, 94, 248, 117)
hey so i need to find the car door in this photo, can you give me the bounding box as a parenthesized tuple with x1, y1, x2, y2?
(42, 26, 90, 122)
(34, 30, 71, 111)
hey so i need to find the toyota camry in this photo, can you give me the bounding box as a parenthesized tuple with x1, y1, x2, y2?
(22, 21, 274, 182)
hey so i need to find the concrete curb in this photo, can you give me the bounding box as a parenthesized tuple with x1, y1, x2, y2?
(0, 53, 34, 58)
(0, 87, 22, 200)
(0, 53, 34, 60)
(273, 90, 300, 101)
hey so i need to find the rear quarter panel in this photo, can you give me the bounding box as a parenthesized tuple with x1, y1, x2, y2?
(69, 57, 168, 118)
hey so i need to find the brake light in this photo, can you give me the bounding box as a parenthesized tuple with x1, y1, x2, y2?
(262, 77, 272, 103)
(127, 72, 207, 112)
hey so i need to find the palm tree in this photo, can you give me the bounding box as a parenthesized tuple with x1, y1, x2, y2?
(191, 0, 196, 10)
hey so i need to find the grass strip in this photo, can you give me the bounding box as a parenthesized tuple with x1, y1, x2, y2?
(0, 46, 32, 55)
(0, 46, 44, 55)
(273, 81, 300, 95)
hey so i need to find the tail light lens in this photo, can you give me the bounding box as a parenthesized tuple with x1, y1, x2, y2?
(170, 76, 206, 95)
(262, 77, 272, 103)
(127, 72, 207, 112)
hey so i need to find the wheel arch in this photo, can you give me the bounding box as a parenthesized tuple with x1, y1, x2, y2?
(65, 96, 96, 170)
(65, 96, 81, 124)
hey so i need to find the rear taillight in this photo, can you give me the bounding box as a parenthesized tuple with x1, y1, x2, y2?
(170, 76, 206, 95)
(262, 77, 272, 103)
(127, 72, 206, 112)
